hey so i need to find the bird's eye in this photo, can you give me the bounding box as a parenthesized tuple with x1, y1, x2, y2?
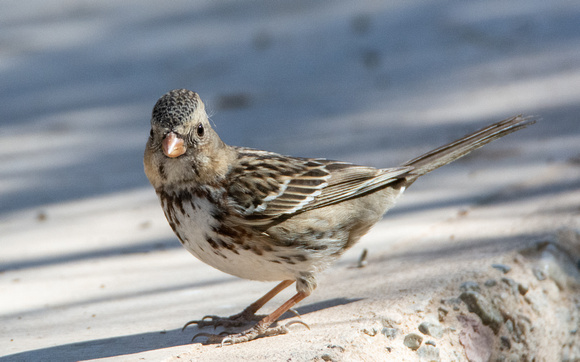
(149, 129, 154, 139)
(197, 123, 204, 137)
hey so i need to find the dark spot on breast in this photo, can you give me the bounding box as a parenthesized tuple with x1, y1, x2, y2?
(206, 237, 218, 249)
(262, 244, 273, 252)
(292, 254, 308, 262)
(278, 256, 296, 265)
(212, 224, 240, 239)
(213, 249, 226, 258)
(251, 246, 263, 256)
(211, 210, 225, 222)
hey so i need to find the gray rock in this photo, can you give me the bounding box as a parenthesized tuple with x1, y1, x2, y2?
(492, 263, 512, 274)
(418, 321, 444, 339)
(417, 345, 440, 362)
(459, 281, 481, 292)
(501, 277, 519, 294)
(381, 327, 397, 340)
(403, 333, 423, 351)
(532, 267, 547, 281)
(459, 291, 503, 333)
(484, 279, 497, 287)
(500, 336, 511, 350)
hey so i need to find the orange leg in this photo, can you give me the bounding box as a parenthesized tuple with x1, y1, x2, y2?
(244, 279, 295, 315)
(200, 290, 310, 345)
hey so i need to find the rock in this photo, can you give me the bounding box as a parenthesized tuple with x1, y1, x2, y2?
(459, 281, 481, 292)
(418, 321, 444, 339)
(458, 315, 494, 362)
(521, 241, 580, 289)
(501, 277, 519, 294)
(532, 267, 547, 281)
(403, 333, 423, 351)
(484, 279, 497, 287)
(437, 306, 448, 322)
(362, 327, 378, 336)
(417, 345, 440, 362)
(320, 354, 334, 361)
(381, 327, 397, 340)
(517, 282, 529, 295)
(500, 336, 511, 350)
(459, 291, 503, 333)
(492, 264, 512, 274)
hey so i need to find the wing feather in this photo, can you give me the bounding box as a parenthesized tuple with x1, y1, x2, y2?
(227, 147, 412, 225)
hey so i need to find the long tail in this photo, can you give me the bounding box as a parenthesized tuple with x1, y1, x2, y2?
(403, 115, 535, 177)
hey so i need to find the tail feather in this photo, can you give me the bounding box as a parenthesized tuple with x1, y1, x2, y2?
(403, 115, 535, 177)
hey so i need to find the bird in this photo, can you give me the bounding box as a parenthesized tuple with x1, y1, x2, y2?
(144, 88, 534, 345)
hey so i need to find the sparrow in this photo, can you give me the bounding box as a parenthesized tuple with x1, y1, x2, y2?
(144, 88, 534, 345)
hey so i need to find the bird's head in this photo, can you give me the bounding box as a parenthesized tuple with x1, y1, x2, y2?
(144, 89, 232, 189)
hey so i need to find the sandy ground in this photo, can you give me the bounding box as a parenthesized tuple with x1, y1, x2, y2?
(1, 1, 580, 361)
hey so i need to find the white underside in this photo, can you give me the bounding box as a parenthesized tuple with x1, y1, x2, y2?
(170, 196, 298, 282)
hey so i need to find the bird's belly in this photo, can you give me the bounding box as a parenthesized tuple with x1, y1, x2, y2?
(163, 195, 297, 282)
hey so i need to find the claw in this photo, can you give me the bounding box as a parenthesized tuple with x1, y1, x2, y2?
(220, 337, 234, 347)
(287, 308, 301, 318)
(190, 319, 309, 346)
(182, 320, 202, 331)
(285, 320, 310, 330)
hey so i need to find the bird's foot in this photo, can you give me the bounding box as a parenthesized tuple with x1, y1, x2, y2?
(182, 309, 264, 330)
(192, 320, 309, 345)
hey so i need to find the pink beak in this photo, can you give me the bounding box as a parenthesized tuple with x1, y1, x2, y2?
(162, 132, 186, 158)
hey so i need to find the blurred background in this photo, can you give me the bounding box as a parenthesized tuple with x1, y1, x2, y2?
(1, 0, 579, 360)
(2, 0, 578, 214)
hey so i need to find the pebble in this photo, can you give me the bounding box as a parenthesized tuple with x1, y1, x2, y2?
(517, 282, 529, 295)
(532, 267, 547, 281)
(501, 277, 519, 294)
(362, 327, 378, 336)
(484, 279, 497, 287)
(437, 306, 448, 322)
(403, 333, 423, 351)
(381, 327, 397, 339)
(505, 320, 514, 334)
(459, 291, 503, 333)
(500, 336, 511, 350)
(459, 281, 481, 293)
(492, 263, 512, 274)
(417, 345, 440, 362)
(418, 321, 444, 339)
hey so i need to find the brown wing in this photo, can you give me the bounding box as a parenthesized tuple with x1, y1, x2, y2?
(227, 147, 411, 225)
